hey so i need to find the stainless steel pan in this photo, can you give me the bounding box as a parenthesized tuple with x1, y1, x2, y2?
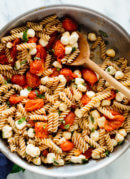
(0, 5, 129, 177)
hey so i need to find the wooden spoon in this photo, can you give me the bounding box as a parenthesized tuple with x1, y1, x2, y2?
(70, 32, 130, 100)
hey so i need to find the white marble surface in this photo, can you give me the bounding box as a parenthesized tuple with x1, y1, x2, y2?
(0, 0, 129, 178)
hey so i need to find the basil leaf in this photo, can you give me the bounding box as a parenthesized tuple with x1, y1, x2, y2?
(53, 159, 59, 165)
(82, 159, 88, 164)
(18, 117, 26, 125)
(58, 110, 61, 116)
(52, 49, 55, 53)
(43, 124, 46, 129)
(104, 40, 109, 45)
(6, 101, 10, 106)
(90, 116, 94, 124)
(7, 78, 11, 83)
(72, 47, 77, 53)
(57, 68, 61, 71)
(91, 128, 95, 133)
(38, 94, 45, 99)
(118, 141, 124, 145)
(20, 60, 27, 65)
(27, 87, 32, 91)
(4, 80, 8, 84)
(115, 90, 119, 93)
(34, 57, 41, 60)
(35, 90, 39, 96)
(105, 150, 110, 157)
(99, 30, 108, 38)
(64, 124, 70, 129)
(11, 164, 25, 173)
(23, 30, 28, 42)
(107, 67, 110, 72)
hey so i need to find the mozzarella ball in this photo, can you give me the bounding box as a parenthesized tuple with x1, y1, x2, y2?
(111, 139, 118, 147)
(58, 137, 66, 144)
(77, 84, 87, 92)
(39, 38, 48, 47)
(75, 78, 84, 85)
(15, 61, 21, 70)
(115, 133, 124, 143)
(116, 92, 124, 102)
(27, 29, 35, 38)
(88, 115, 98, 130)
(19, 32, 23, 39)
(90, 130, 99, 141)
(63, 31, 70, 36)
(63, 132, 71, 140)
(53, 61, 62, 69)
(54, 159, 65, 166)
(29, 48, 37, 55)
(2, 125, 12, 138)
(115, 71, 124, 79)
(105, 66, 116, 75)
(102, 99, 111, 106)
(92, 153, 100, 159)
(15, 120, 26, 130)
(59, 103, 67, 111)
(28, 128, 35, 138)
(94, 101, 101, 108)
(20, 88, 30, 97)
(75, 108, 83, 118)
(91, 110, 100, 119)
(41, 76, 49, 84)
(73, 70, 81, 78)
(88, 33, 97, 41)
(97, 116, 106, 128)
(86, 91, 95, 98)
(105, 81, 110, 87)
(33, 157, 41, 165)
(69, 32, 79, 45)
(65, 45, 72, 55)
(61, 34, 70, 45)
(72, 42, 78, 48)
(119, 129, 127, 137)
(26, 144, 40, 157)
(74, 91, 82, 101)
(106, 49, 116, 57)
(47, 153, 56, 164)
(71, 155, 86, 164)
(6, 42, 13, 48)
(58, 75, 67, 83)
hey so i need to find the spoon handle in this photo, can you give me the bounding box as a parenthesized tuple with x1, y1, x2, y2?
(85, 59, 130, 100)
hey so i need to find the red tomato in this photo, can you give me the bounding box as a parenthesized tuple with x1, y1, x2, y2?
(0, 54, 8, 64)
(28, 37, 38, 43)
(9, 95, 26, 104)
(54, 40, 65, 59)
(60, 68, 77, 82)
(83, 148, 93, 159)
(60, 111, 75, 129)
(35, 122, 48, 138)
(42, 149, 48, 157)
(36, 45, 47, 59)
(106, 90, 116, 100)
(110, 110, 120, 116)
(30, 59, 44, 75)
(28, 90, 39, 99)
(81, 94, 91, 106)
(12, 38, 20, 46)
(60, 140, 74, 151)
(28, 120, 35, 127)
(62, 18, 78, 31)
(26, 71, 40, 88)
(11, 74, 26, 86)
(46, 32, 58, 49)
(82, 68, 98, 86)
(25, 99, 44, 111)
(50, 68, 60, 77)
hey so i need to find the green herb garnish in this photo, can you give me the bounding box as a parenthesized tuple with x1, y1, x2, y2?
(20, 60, 27, 65)
(57, 68, 61, 71)
(105, 150, 110, 157)
(35, 90, 39, 96)
(82, 82, 86, 86)
(43, 124, 46, 129)
(90, 115, 94, 124)
(18, 117, 26, 125)
(72, 47, 77, 53)
(82, 159, 88, 164)
(99, 30, 108, 38)
(58, 110, 61, 116)
(115, 90, 119, 93)
(27, 87, 32, 91)
(107, 67, 110, 72)
(118, 141, 124, 145)
(62, 120, 65, 124)
(11, 164, 25, 173)
(4, 80, 8, 84)
(53, 159, 59, 165)
(91, 128, 95, 133)
(23, 30, 28, 42)
(7, 78, 11, 83)
(65, 161, 73, 164)
(38, 94, 45, 99)
(64, 124, 70, 129)
(72, 79, 75, 82)
(34, 57, 41, 60)
(6, 101, 10, 106)
(52, 49, 55, 53)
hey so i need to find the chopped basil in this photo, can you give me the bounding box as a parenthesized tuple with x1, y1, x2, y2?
(66, 161, 73, 164)
(58, 110, 61, 116)
(27, 87, 32, 91)
(53, 160, 59, 165)
(4, 80, 8, 85)
(61, 120, 65, 124)
(115, 90, 119, 93)
(34, 57, 41, 60)
(72, 47, 77, 53)
(105, 150, 110, 157)
(7, 78, 11, 83)
(18, 117, 26, 125)
(57, 68, 61, 71)
(14, 63, 18, 70)
(38, 94, 45, 99)
(72, 79, 75, 82)
(20, 60, 27, 65)
(35, 90, 39, 96)
(64, 124, 70, 129)
(82, 159, 88, 164)
(6, 101, 10, 106)
(52, 49, 55, 53)
(99, 30, 108, 38)
(91, 128, 95, 133)
(118, 141, 124, 145)
(82, 82, 86, 86)
(90, 115, 94, 124)
(107, 67, 110, 72)
(23, 30, 28, 42)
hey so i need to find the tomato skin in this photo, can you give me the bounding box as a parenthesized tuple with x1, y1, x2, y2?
(30, 59, 44, 75)
(36, 45, 47, 59)
(12, 38, 20, 46)
(82, 68, 98, 86)
(81, 94, 91, 106)
(60, 68, 77, 82)
(28, 37, 38, 43)
(35, 122, 48, 138)
(54, 40, 65, 59)
(62, 18, 77, 31)
(9, 95, 25, 104)
(28, 120, 35, 127)
(83, 148, 93, 159)
(60, 140, 74, 151)
(60, 111, 75, 129)
(11, 74, 26, 86)
(25, 99, 44, 111)
(0, 54, 8, 64)
(42, 149, 48, 157)
(26, 72, 40, 88)
(28, 90, 39, 99)
(106, 90, 116, 100)
(50, 68, 60, 77)
(46, 32, 58, 49)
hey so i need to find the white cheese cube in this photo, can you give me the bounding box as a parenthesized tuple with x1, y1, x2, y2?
(116, 92, 124, 102)
(115, 71, 124, 79)
(75, 78, 84, 85)
(61, 35, 70, 45)
(65, 45, 72, 55)
(2, 125, 12, 138)
(69, 32, 79, 45)
(105, 81, 110, 87)
(90, 131, 99, 141)
(102, 99, 111, 106)
(88, 33, 97, 41)
(70, 155, 86, 164)
(27, 29, 35, 38)
(26, 144, 40, 157)
(29, 48, 37, 55)
(54, 159, 64, 166)
(41, 76, 49, 84)
(105, 66, 116, 75)
(39, 38, 48, 47)
(92, 153, 100, 159)
(53, 61, 62, 69)
(75, 108, 83, 118)
(73, 70, 81, 78)
(115, 133, 124, 143)
(28, 128, 35, 138)
(86, 91, 95, 98)
(15, 61, 21, 70)
(58, 137, 66, 144)
(119, 129, 127, 137)
(6, 42, 13, 48)
(72, 42, 78, 48)
(111, 139, 117, 147)
(20, 88, 30, 97)
(106, 49, 116, 57)
(58, 75, 67, 83)
(94, 101, 101, 108)
(63, 132, 71, 140)
(88, 115, 98, 130)
(59, 103, 67, 112)
(33, 157, 41, 165)
(77, 84, 87, 92)
(97, 116, 106, 128)
(47, 153, 56, 164)
(15, 119, 26, 130)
